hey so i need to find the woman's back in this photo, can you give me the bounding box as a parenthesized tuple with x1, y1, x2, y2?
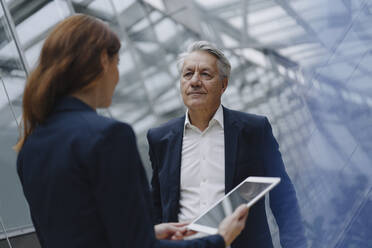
(17, 96, 153, 248)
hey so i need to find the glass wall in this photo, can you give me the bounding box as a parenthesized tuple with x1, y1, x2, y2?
(0, 0, 32, 245)
(0, 0, 371, 247)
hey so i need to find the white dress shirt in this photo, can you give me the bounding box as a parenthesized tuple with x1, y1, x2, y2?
(178, 105, 225, 222)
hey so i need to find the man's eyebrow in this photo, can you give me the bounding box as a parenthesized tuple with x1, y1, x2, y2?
(200, 66, 215, 72)
(183, 66, 194, 71)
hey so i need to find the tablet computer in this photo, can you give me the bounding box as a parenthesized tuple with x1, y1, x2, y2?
(188, 176, 281, 234)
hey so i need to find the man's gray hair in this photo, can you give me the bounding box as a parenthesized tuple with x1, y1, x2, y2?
(177, 41, 231, 80)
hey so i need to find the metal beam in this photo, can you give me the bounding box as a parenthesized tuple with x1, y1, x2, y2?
(273, 0, 327, 48)
(0, 0, 29, 75)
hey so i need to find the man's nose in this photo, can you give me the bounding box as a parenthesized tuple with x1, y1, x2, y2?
(190, 72, 202, 86)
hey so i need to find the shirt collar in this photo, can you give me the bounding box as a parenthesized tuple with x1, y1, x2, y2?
(184, 105, 224, 130)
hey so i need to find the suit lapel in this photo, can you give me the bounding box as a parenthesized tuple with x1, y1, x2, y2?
(165, 117, 184, 220)
(223, 107, 241, 193)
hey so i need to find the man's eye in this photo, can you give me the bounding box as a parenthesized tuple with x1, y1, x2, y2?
(184, 72, 192, 77)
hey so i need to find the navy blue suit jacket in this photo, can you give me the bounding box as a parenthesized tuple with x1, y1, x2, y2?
(147, 106, 307, 248)
(17, 97, 225, 248)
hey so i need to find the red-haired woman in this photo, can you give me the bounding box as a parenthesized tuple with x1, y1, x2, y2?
(15, 14, 248, 248)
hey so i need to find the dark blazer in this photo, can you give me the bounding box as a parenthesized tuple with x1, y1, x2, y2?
(147, 106, 307, 248)
(17, 97, 225, 248)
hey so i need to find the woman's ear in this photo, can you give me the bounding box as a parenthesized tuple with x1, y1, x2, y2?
(100, 50, 109, 72)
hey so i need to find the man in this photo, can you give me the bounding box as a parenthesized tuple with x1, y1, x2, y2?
(147, 41, 307, 248)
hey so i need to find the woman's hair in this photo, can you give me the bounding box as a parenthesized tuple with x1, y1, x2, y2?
(15, 14, 121, 151)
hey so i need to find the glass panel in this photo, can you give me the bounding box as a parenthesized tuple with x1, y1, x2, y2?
(0, 0, 29, 243)
(15, 1, 72, 68)
(0, 216, 10, 248)
(0, 0, 73, 242)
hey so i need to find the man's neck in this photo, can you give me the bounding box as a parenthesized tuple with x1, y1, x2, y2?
(188, 105, 219, 132)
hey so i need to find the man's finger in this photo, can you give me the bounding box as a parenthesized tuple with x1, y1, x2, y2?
(172, 222, 190, 227)
(183, 229, 197, 237)
(171, 231, 184, 240)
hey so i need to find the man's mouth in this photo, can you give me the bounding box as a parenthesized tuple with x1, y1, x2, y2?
(187, 92, 205, 95)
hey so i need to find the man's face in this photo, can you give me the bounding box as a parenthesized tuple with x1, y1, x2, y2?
(180, 51, 227, 112)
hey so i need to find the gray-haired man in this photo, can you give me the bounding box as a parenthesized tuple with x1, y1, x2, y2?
(147, 41, 307, 248)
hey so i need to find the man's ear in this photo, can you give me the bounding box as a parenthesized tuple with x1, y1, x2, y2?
(100, 50, 109, 72)
(221, 77, 228, 93)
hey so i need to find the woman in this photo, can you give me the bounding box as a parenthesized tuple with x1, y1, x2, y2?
(15, 14, 248, 248)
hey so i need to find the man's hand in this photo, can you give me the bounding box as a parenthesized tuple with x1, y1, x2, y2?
(218, 205, 249, 247)
(154, 222, 197, 240)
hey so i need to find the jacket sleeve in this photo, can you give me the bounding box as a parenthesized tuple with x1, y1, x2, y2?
(147, 129, 163, 224)
(90, 122, 225, 248)
(261, 117, 308, 248)
(17, 155, 46, 248)
(89, 122, 156, 248)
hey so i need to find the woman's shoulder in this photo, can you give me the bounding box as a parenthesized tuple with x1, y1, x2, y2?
(79, 112, 134, 138)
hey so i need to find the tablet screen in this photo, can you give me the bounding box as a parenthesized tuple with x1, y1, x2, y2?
(190, 179, 277, 234)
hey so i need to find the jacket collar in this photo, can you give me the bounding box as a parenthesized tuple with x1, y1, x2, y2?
(170, 115, 185, 135)
(54, 96, 96, 113)
(222, 106, 241, 193)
